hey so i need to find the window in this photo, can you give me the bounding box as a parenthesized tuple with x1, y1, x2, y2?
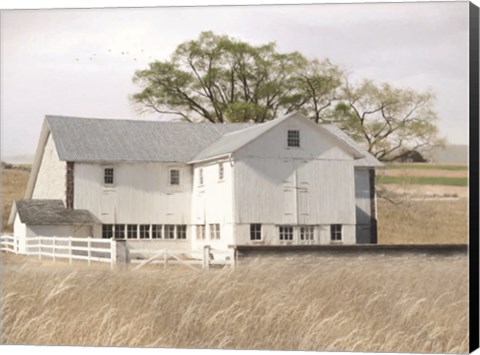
(114, 224, 125, 239)
(209, 224, 220, 240)
(279, 226, 293, 240)
(250, 224, 262, 241)
(165, 225, 175, 239)
(170, 169, 180, 185)
(199, 168, 204, 185)
(152, 225, 162, 239)
(287, 130, 300, 147)
(104, 168, 114, 185)
(218, 163, 224, 180)
(300, 226, 315, 241)
(331, 224, 342, 242)
(196, 225, 206, 240)
(127, 224, 138, 239)
(102, 224, 113, 239)
(177, 225, 187, 239)
(139, 225, 150, 239)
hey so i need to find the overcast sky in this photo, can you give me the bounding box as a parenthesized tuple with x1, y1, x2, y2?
(0, 1, 470, 160)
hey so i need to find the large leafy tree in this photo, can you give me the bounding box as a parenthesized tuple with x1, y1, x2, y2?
(132, 32, 443, 161)
(132, 32, 340, 123)
(332, 79, 444, 161)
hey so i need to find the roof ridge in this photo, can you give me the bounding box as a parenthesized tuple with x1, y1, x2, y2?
(45, 114, 257, 126)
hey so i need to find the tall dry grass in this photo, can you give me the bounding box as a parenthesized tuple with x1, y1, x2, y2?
(378, 197, 468, 244)
(1, 167, 30, 233)
(1, 253, 468, 353)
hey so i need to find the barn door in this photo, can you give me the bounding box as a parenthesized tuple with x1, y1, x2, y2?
(296, 161, 310, 224)
(282, 160, 296, 224)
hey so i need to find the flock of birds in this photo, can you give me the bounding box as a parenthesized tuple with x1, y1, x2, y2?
(75, 49, 154, 63)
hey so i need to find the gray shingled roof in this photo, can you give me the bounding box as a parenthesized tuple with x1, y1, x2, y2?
(322, 124, 384, 168)
(46, 115, 253, 163)
(191, 115, 289, 162)
(15, 200, 101, 225)
(46, 114, 381, 167)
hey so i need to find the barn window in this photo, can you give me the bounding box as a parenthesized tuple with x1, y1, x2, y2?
(330, 224, 342, 241)
(218, 163, 224, 181)
(139, 225, 150, 239)
(300, 226, 315, 241)
(177, 225, 187, 239)
(196, 225, 206, 240)
(250, 224, 262, 240)
(279, 226, 293, 240)
(104, 168, 114, 185)
(170, 169, 180, 185)
(127, 224, 138, 239)
(199, 168, 204, 185)
(209, 224, 220, 240)
(165, 225, 175, 239)
(114, 224, 125, 239)
(102, 224, 113, 239)
(152, 225, 162, 239)
(287, 130, 300, 147)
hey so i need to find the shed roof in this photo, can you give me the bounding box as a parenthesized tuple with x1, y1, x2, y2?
(46, 115, 253, 163)
(15, 200, 101, 225)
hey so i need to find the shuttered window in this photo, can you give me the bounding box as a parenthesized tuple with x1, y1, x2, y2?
(104, 168, 114, 185)
(300, 226, 315, 240)
(114, 224, 125, 239)
(287, 130, 300, 147)
(250, 224, 262, 240)
(279, 226, 293, 240)
(102, 224, 113, 239)
(127, 225, 138, 239)
(330, 224, 342, 241)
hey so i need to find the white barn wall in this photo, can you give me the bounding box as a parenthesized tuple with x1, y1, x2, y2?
(233, 117, 356, 226)
(191, 159, 235, 250)
(32, 134, 66, 202)
(234, 224, 356, 246)
(74, 162, 192, 225)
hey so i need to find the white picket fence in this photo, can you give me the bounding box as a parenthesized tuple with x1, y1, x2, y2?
(0, 234, 235, 270)
(0, 234, 115, 268)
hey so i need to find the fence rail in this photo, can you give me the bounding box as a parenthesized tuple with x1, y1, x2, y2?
(0, 234, 234, 270)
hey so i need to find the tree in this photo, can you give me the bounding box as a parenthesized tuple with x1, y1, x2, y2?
(132, 32, 340, 123)
(132, 32, 443, 162)
(331, 79, 444, 161)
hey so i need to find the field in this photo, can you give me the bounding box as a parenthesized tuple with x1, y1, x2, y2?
(0, 253, 468, 352)
(1, 165, 30, 233)
(0, 162, 470, 351)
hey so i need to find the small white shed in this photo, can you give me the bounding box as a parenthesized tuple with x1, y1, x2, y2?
(9, 200, 100, 253)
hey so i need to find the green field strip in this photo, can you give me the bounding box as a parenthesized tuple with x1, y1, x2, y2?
(377, 175, 468, 186)
(385, 164, 468, 171)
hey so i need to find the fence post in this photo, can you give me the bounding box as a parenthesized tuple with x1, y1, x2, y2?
(203, 245, 211, 270)
(52, 237, 56, 262)
(110, 238, 116, 270)
(14, 235, 18, 254)
(68, 237, 73, 265)
(87, 237, 91, 266)
(38, 237, 42, 260)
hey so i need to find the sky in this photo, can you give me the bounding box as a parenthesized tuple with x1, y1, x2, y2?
(0, 0, 471, 161)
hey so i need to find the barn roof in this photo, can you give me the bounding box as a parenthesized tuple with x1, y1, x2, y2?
(45, 114, 381, 167)
(14, 200, 101, 225)
(322, 125, 384, 168)
(46, 115, 253, 163)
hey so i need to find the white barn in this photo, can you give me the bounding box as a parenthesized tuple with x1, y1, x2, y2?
(9, 112, 383, 252)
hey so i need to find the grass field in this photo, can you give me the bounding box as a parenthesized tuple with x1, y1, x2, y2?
(0, 253, 468, 352)
(1, 166, 30, 233)
(377, 175, 468, 186)
(385, 163, 467, 171)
